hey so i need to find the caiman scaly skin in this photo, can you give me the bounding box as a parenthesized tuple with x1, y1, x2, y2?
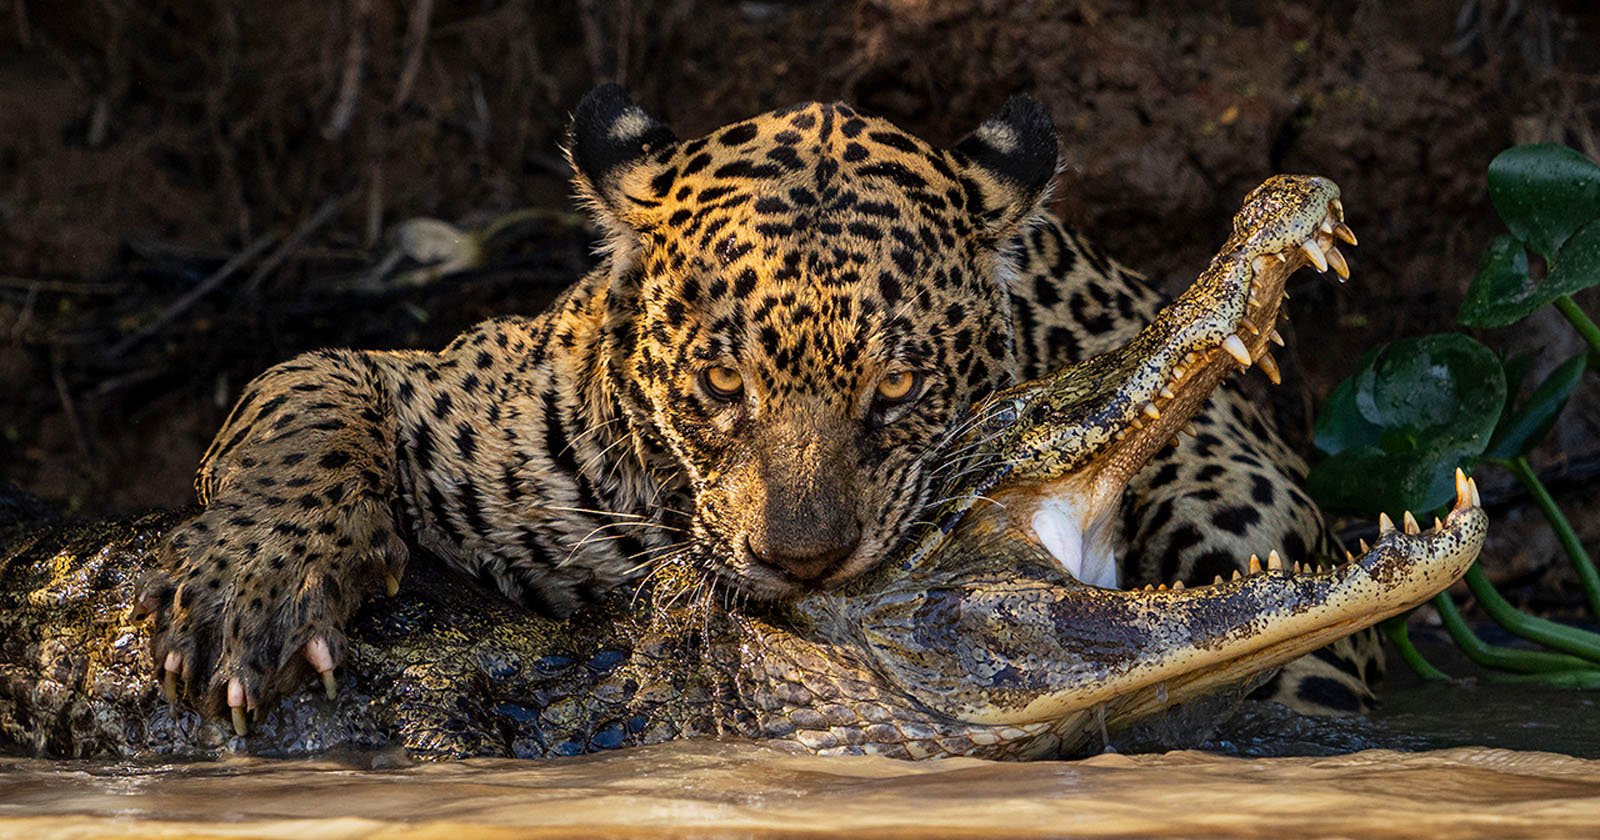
(0, 177, 1488, 760)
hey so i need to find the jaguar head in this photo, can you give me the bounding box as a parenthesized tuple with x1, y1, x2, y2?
(567, 85, 1058, 598)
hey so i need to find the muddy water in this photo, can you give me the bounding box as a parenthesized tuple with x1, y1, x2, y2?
(4, 647, 1599, 839)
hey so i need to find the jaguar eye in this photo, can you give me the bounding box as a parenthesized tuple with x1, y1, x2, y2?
(876, 370, 924, 406)
(702, 365, 745, 401)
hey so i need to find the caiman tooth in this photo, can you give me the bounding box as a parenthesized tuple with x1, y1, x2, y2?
(1172, 580, 1185, 590)
(1301, 239, 1328, 272)
(1248, 554, 1263, 575)
(1213, 575, 1225, 586)
(1158, 583, 1169, 591)
(1378, 512, 1395, 534)
(1326, 245, 1350, 281)
(1292, 561, 1303, 575)
(1172, 365, 1188, 381)
(1131, 417, 1145, 429)
(1249, 292, 1262, 306)
(1402, 511, 1421, 535)
(1359, 538, 1371, 554)
(1454, 468, 1472, 512)
(1334, 221, 1358, 245)
(1232, 569, 1242, 581)
(1144, 403, 1162, 420)
(1242, 320, 1261, 336)
(1267, 550, 1284, 571)
(1332, 198, 1346, 222)
(1321, 216, 1335, 234)
(1434, 516, 1445, 533)
(1469, 476, 1482, 507)
(1160, 385, 1176, 400)
(1258, 352, 1282, 385)
(1342, 552, 1353, 564)
(1223, 335, 1253, 367)
(1268, 328, 1285, 347)
(1182, 422, 1199, 437)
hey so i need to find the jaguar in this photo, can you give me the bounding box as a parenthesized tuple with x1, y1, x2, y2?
(135, 86, 1373, 734)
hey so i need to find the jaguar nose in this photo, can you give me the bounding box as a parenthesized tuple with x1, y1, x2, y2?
(747, 531, 863, 583)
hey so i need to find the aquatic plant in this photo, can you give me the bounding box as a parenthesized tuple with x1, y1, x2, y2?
(1310, 143, 1600, 686)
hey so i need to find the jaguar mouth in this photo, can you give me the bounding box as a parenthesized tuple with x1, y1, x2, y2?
(943, 175, 1355, 589)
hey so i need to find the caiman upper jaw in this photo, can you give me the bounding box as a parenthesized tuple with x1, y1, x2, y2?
(932, 175, 1356, 588)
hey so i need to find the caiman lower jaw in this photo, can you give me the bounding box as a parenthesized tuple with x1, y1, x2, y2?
(935, 472, 1487, 734)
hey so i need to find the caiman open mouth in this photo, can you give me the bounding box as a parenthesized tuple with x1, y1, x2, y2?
(839, 176, 1489, 753)
(927, 175, 1358, 590)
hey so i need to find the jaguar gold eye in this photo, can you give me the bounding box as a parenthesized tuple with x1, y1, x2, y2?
(876, 370, 924, 405)
(703, 365, 745, 401)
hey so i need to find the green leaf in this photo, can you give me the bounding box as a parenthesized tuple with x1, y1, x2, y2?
(1488, 353, 1587, 459)
(1487, 144, 1600, 258)
(1309, 334, 1505, 516)
(1354, 334, 1504, 447)
(1458, 235, 1536, 327)
(1501, 351, 1536, 405)
(1545, 218, 1600, 298)
(1310, 348, 1383, 453)
(1309, 444, 1478, 515)
(1460, 222, 1600, 328)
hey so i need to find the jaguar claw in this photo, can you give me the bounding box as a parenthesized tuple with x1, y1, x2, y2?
(228, 677, 248, 736)
(160, 650, 182, 703)
(305, 636, 338, 700)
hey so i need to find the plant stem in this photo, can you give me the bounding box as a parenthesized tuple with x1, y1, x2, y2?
(1383, 614, 1448, 680)
(1462, 563, 1600, 664)
(1554, 295, 1600, 364)
(1507, 456, 1600, 618)
(1432, 591, 1595, 672)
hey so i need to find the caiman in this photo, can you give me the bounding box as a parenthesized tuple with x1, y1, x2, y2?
(0, 176, 1487, 760)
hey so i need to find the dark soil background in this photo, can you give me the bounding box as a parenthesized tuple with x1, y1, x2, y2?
(2, 0, 1598, 613)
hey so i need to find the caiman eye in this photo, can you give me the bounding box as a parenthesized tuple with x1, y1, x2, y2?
(875, 370, 925, 406)
(702, 365, 745, 401)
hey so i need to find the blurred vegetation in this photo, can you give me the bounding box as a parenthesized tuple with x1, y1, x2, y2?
(1310, 143, 1600, 686)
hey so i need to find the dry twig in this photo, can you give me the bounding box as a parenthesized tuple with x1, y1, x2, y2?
(105, 233, 276, 360)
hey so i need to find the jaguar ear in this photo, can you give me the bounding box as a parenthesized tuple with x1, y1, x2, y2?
(567, 84, 679, 247)
(951, 95, 1059, 238)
